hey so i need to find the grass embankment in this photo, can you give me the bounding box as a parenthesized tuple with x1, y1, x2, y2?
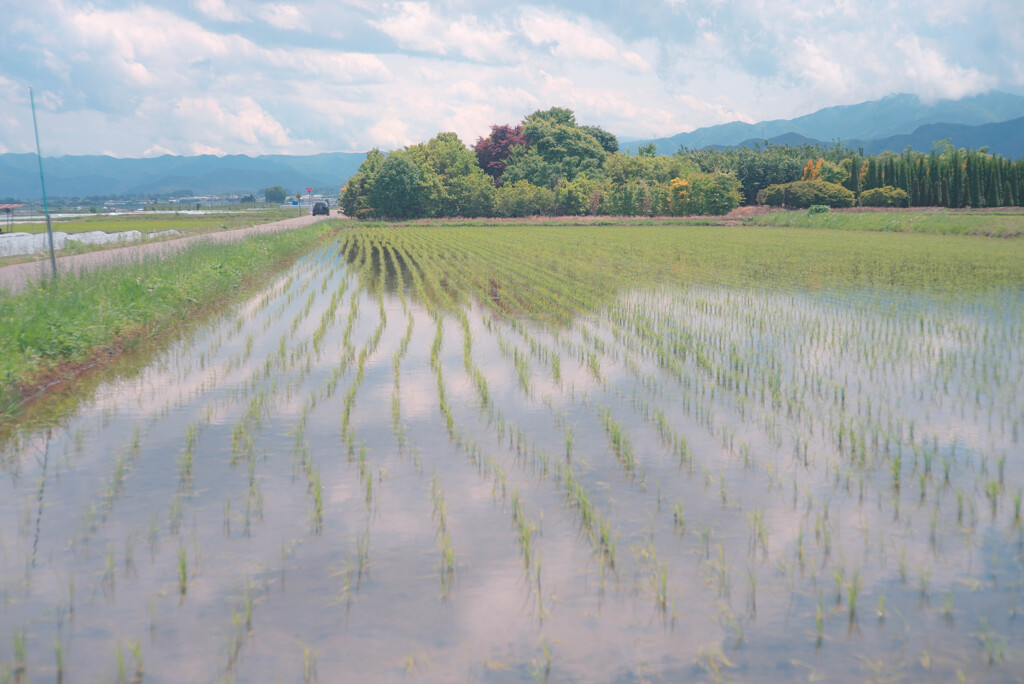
(346, 223, 1024, 324)
(746, 207, 1024, 237)
(17, 207, 306, 236)
(0, 220, 336, 421)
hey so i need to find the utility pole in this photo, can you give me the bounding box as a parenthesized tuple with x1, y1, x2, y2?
(30, 87, 57, 279)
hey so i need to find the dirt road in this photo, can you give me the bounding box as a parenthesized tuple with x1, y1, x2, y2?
(0, 213, 334, 295)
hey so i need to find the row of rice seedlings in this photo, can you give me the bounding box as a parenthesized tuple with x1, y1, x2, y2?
(340, 294, 386, 442)
(391, 312, 416, 456)
(225, 577, 258, 674)
(596, 406, 636, 476)
(430, 475, 456, 597)
(633, 529, 671, 614)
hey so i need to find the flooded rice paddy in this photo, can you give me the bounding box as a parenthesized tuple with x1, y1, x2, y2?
(2, 227, 1023, 682)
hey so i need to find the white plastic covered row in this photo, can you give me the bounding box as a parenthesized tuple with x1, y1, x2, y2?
(0, 230, 181, 257)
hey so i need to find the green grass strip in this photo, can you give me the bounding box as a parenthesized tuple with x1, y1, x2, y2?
(747, 208, 1024, 237)
(15, 208, 307, 236)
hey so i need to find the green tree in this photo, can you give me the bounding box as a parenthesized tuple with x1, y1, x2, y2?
(580, 125, 619, 153)
(341, 148, 385, 218)
(502, 146, 560, 189)
(370, 154, 422, 219)
(689, 173, 743, 215)
(554, 177, 601, 216)
(761, 180, 855, 208)
(521, 109, 607, 183)
(446, 173, 495, 217)
(859, 186, 909, 207)
(492, 180, 555, 217)
(524, 106, 577, 127)
(404, 132, 496, 217)
(264, 185, 287, 204)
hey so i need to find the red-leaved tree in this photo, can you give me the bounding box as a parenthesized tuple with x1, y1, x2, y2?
(474, 124, 529, 182)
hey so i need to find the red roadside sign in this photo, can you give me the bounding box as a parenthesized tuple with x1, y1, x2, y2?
(306, 188, 312, 193)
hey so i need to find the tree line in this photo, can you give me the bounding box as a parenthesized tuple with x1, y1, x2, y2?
(340, 108, 1024, 219)
(685, 140, 1024, 209)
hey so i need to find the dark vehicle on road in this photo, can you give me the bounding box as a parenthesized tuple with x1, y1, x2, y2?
(312, 201, 329, 216)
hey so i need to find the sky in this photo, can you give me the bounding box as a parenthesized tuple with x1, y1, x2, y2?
(0, 0, 1021, 158)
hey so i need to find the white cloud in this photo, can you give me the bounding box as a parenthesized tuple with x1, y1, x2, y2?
(258, 3, 309, 32)
(521, 15, 616, 61)
(371, 2, 446, 53)
(143, 144, 178, 157)
(370, 2, 513, 62)
(792, 39, 847, 94)
(189, 143, 229, 155)
(621, 51, 649, 72)
(448, 16, 511, 63)
(193, 0, 247, 22)
(173, 96, 302, 149)
(368, 116, 413, 148)
(895, 35, 996, 101)
(675, 94, 756, 126)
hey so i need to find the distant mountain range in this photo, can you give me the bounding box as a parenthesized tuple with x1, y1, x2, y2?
(727, 116, 1024, 158)
(3, 91, 1024, 200)
(0, 152, 366, 200)
(624, 91, 1024, 156)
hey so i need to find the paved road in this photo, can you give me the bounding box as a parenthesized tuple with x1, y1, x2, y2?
(0, 213, 334, 294)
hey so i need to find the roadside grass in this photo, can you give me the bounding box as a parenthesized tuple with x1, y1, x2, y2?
(746, 207, 1024, 237)
(0, 220, 337, 423)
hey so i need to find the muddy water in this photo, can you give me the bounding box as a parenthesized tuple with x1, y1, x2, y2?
(1, 238, 1023, 682)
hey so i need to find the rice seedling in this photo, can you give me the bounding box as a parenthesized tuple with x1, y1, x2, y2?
(54, 635, 63, 682)
(311, 467, 323, 533)
(355, 528, 371, 583)
(178, 546, 188, 596)
(12, 628, 26, 679)
(815, 590, 825, 648)
(847, 571, 862, 622)
(530, 637, 552, 684)
(672, 501, 686, 536)
(303, 646, 318, 683)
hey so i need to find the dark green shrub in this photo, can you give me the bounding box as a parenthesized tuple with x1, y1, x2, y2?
(761, 180, 855, 208)
(493, 180, 555, 218)
(689, 173, 742, 215)
(859, 186, 909, 208)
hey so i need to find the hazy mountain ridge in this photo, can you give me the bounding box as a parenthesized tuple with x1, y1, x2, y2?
(626, 91, 1024, 155)
(731, 117, 1024, 158)
(0, 152, 366, 200)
